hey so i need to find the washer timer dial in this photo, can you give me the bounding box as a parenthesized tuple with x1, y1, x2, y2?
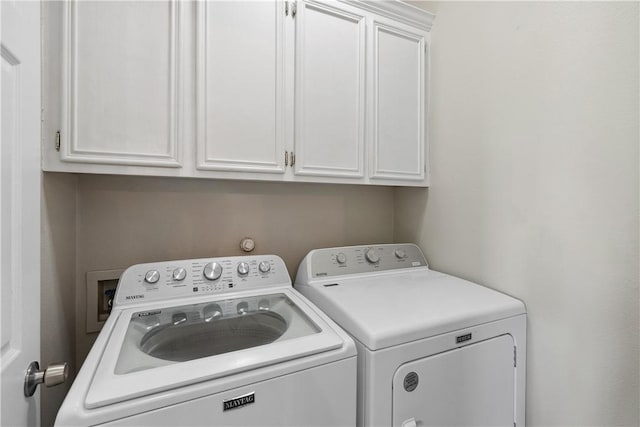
(203, 262, 223, 281)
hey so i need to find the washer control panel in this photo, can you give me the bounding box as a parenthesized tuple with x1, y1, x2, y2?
(114, 255, 289, 307)
(307, 244, 427, 278)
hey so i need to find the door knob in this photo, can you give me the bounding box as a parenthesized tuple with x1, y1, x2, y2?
(23, 361, 68, 397)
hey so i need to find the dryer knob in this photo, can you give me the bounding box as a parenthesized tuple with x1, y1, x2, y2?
(365, 249, 380, 264)
(394, 249, 407, 259)
(336, 252, 347, 264)
(203, 262, 223, 281)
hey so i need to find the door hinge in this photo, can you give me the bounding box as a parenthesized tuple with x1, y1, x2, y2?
(513, 347, 517, 367)
(291, 2, 297, 18)
(285, 150, 289, 167)
(55, 131, 61, 152)
(285, 1, 289, 16)
(290, 151, 295, 167)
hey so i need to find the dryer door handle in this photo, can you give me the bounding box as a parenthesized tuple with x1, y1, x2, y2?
(401, 418, 417, 427)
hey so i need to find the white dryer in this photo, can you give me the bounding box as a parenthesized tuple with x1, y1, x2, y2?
(295, 244, 526, 427)
(56, 255, 356, 426)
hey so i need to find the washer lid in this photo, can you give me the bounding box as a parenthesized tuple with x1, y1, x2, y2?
(85, 288, 345, 409)
(296, 269, 526, 351)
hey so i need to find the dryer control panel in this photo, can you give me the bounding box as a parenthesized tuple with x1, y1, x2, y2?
(300, 244, 428, 279)
(114, 255, 290, 307)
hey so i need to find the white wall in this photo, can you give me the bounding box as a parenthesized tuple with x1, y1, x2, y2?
(398, 2, 639, 426)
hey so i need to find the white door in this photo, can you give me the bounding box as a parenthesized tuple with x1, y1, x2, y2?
(294, 0, 366, 179)
(196, 0, 288, 174)
(392, 335, 516, 427)
(1, 0, 43, 426)
(369, 18, 427, 183)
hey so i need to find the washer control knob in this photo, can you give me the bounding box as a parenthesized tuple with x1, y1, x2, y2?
(203, 262, 223, 281)
(237, 262, 250, 276)
(258, 261, 271, 273)
(144, 270, 160, 284)
(172, 267, 187, 281)
(365, 249, 380, 264)
(336, 253, 347, 264)
(394, 249, 407, 259)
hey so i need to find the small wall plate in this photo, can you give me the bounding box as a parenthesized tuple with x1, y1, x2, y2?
(86, 269, 124, 333)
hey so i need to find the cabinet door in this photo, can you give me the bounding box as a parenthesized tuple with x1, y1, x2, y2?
(294, 0, 366, 178)
(196, 1, 286, 174)
(370, 20, 427, 182)
(61, 1, 180, 167)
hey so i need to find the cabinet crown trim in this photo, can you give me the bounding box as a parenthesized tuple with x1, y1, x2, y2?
(338, 0, 434, 31)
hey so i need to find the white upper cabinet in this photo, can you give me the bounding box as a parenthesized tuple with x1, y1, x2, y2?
(196, 1, 286, 174)
(294, 1, 365, 179)
(60, 0, 181, 167)
(43, 0, 434, 186)
(370, 18, 427, 182)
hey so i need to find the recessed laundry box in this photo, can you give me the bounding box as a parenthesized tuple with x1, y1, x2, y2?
(295, 243, 527, 427)
(56, 255, 356, 426)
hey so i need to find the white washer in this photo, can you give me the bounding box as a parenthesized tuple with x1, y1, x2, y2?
(56, 255, 356, 426)
(295, 244, 527, 427)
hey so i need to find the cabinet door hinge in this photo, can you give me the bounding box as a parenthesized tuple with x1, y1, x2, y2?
(285, 150, 289, 167)
(513, 347, 517, 367)
(291, 1, 297, 18)
(285, 1, 289, 16)
(55, 130, 61, 152)
(291, 151, 295, 167)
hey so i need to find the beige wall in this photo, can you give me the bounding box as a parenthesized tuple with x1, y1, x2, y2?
(41, 173, 394, 425)
(398, 2, 639, 426)
(41, 173, 77, 427)
(73, 174, 394, 379)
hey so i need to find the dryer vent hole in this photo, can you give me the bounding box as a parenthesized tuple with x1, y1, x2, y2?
(404, 372, 419, 392)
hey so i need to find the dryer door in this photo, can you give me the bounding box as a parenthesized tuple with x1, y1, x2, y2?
(392, 334, 515, 427)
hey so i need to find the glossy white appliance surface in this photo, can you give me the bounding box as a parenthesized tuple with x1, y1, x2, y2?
(295, 244, 527, 427)
(56, 255, 356, 426)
